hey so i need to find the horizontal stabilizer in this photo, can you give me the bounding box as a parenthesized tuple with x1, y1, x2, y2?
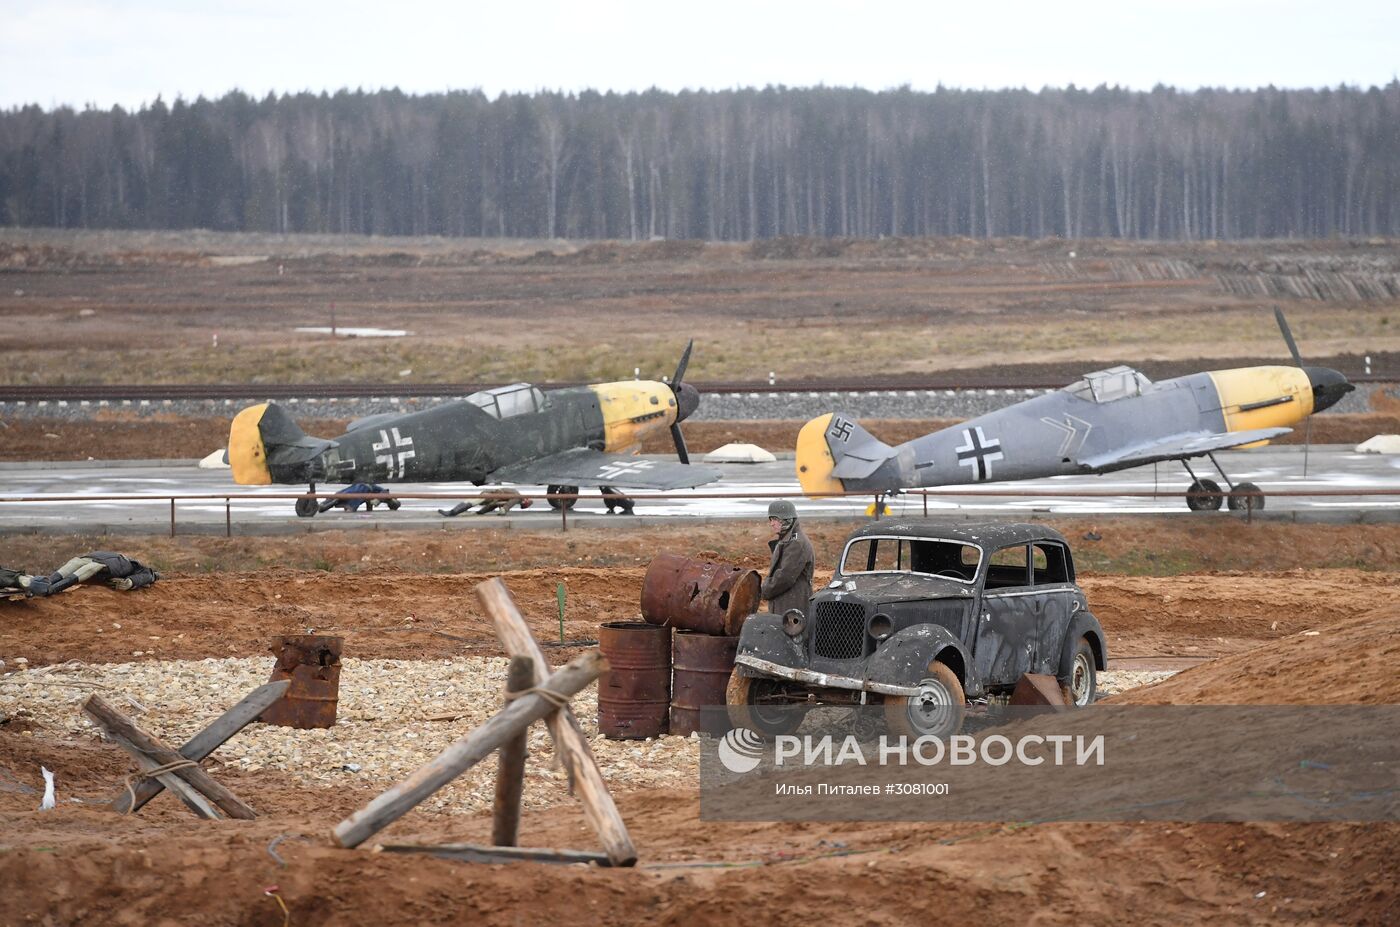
(1079, 427, 1291, 472)
(491, 448, 722, 490)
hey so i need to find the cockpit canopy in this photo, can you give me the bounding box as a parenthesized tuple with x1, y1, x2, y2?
(465, 383, 547, 419)
(1063, 365, 1152, 404)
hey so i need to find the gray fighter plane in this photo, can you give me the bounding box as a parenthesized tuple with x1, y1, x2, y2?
(797, 311, 1353, 511)
(229, 344, 720, 516)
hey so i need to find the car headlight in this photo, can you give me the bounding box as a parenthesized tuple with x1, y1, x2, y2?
(867, 612, 894, 641)
(782, 608, 806, 638)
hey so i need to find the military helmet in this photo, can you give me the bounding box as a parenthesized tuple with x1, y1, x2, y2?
(767, 499, 797, 520)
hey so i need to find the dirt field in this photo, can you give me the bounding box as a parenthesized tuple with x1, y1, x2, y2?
(2, 231, 1398, 386)
(3, 519, 1399, 925)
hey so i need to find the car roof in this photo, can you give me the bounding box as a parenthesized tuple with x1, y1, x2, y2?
(843, 520, 1069, 548)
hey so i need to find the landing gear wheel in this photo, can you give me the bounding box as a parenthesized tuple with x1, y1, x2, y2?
(883, 661, 965, 739)
(294, 497, 319, 518)
(1227, 481, 1265, 511)
(1185, 479, 1223, 512)
(546, 485, 578, 511)
(726, 669, 805, 737)
(1060, 637, 1097, 707)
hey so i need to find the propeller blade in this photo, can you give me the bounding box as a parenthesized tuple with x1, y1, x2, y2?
(1274, 307, 1304, 367)
(670, 423, 690, 465)
(671, 339, 694, 386)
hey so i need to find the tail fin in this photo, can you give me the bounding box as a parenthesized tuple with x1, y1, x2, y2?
(796, 413, 898, 496)
(228, 402, 336, 485)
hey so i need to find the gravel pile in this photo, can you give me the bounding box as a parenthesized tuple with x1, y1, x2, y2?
(2, 656, 695, 816)
(3, 660, 1174, 816)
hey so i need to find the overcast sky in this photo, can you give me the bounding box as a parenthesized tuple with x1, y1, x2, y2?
(3, 0, 1397, 111)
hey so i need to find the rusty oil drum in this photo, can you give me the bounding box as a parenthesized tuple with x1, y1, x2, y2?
(669, 630, 740, 737)
(640, 553, 761, 636)
(260, 634, 343, 729)
(597, 621, 671, 740)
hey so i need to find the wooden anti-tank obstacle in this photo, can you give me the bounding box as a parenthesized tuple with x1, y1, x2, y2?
(82, 679, 289, 819)
(330, 578, 638, 866)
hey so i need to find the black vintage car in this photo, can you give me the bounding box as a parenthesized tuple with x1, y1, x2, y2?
(727, 521, 1107, 737)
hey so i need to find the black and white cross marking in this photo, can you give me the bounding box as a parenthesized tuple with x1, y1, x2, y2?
(597, 459, 655, 481)
(954, 426, 1004, 481)
(373, 427, 415, 479)
(829, 416, 854, 443)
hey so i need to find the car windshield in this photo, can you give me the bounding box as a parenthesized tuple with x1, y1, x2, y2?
(840, 537, 982, 583)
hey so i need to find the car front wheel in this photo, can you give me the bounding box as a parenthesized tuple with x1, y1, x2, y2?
(883, 661, 965, 739)
(726, 669, 805, 737)
(1061, 636, 1097, 707)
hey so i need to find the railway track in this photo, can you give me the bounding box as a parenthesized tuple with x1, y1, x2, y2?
(2, 374, 1393, 403)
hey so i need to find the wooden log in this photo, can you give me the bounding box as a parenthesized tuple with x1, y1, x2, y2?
(475, 578, 639, 867)
(492, 656, 533, 848)
(111, 680, 290, 814)
(379, 843, 612, 866)
(105, 729, 222, 819)
(82, 695, 257, 820)
(331, 649, 606, 849)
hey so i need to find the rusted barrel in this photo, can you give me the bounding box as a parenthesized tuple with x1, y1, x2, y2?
(597, 621, 671, 740)
(670, 630, 740, 737)
(260, 634, 343, 729)
(640, 553, 761, 636)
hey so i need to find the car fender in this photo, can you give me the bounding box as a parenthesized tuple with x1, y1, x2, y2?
(733, 612, 805, 675)
(866, 624, 973, 694)
(1056, 609, 1108, 682)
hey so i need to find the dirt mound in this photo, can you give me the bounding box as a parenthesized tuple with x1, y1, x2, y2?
(1119, 602, 1400, 704)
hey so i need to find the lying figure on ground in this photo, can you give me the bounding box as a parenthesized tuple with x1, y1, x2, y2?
(318, 482, 400, 513)
(439, 488, 535, 517)
(6, 552, 161, 597)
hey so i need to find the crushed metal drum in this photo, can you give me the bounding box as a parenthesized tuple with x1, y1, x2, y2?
(260, 634, 344, 729)
(670, 630, 739, 737)
(597, 622, 671, 740)
(1008, 672, 1069, 709)
(640, 553, 761, 636)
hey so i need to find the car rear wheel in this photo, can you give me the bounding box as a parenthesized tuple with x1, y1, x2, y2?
(883, 661, 965, 739)
(726, 668, 804, 737)
(1060, 636, 1097, 707)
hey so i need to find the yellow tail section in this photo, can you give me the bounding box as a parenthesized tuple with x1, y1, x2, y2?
(796, 414, 844, 496)
(228, 403, 273, 485)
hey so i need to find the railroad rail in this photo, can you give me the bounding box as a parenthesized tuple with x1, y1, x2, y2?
(1, 374, 1394, 403)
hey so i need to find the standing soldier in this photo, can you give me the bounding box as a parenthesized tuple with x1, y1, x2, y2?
(760, 500, 814, 616)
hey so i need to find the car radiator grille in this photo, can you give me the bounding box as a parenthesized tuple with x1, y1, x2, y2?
(812, 601, 868, 659)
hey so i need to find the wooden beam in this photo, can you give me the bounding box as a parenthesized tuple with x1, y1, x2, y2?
(331, 649, 606, 850)
(380, 843, 612, 866)
(475, 578, 638, 867)
(492, 656, 533, 848)
(111, 679, 290, 814)
(82, 695, 257, 820)
(104, 729, 222, 819)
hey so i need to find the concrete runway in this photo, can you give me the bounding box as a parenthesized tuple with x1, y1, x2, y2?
(2, 445, 1399, 535)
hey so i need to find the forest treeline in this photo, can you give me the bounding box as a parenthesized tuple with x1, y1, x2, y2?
(1, 84, 1397, 241)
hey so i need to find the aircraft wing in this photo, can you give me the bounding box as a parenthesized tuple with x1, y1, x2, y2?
(489, 449, 723, 490)
(1079, 427, 1292, 472)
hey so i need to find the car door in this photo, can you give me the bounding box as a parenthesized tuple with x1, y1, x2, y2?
(1030, 542, 1075, 674)
(971, 543, 1039, 687)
